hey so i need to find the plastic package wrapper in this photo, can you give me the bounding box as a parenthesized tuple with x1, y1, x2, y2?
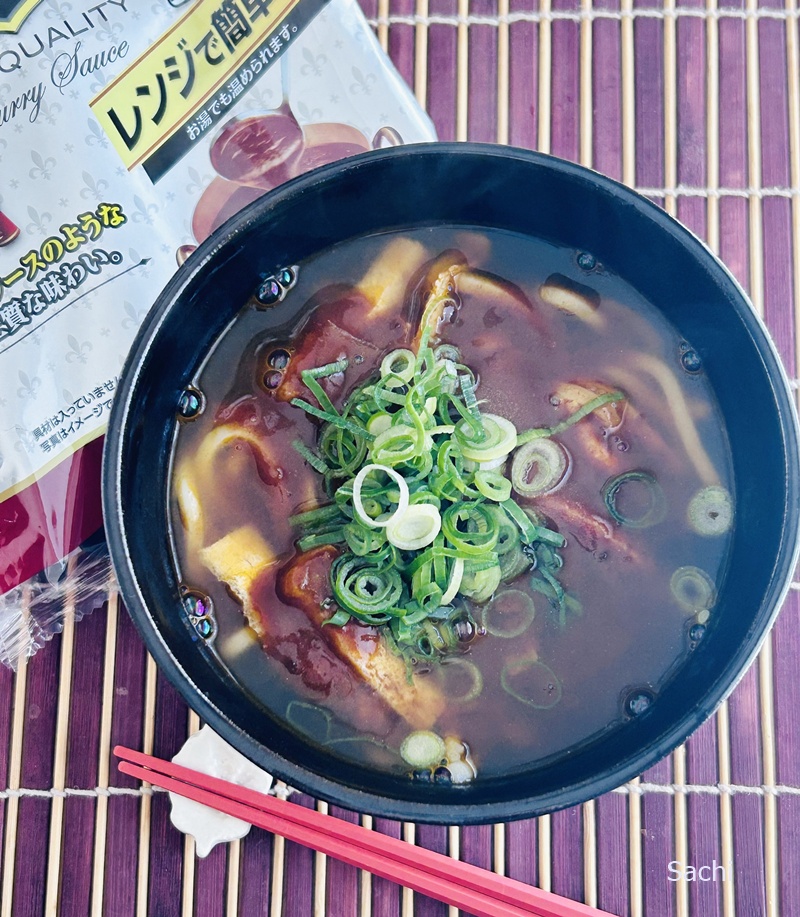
(0, 0, 436, 669)
(0, 537, 113, 669)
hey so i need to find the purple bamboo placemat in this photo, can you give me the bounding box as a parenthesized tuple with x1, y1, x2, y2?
(2, 0, 800, 913)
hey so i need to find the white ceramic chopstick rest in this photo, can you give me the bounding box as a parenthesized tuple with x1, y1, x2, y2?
(168, 724, 274, 856)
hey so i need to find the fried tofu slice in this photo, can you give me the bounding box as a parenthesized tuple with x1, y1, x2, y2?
(199, 526, 277, 639)
(274, 314, 381, 406)
(271, 242, 428, 407)
(278, 546, 446, 730)
(201, 529, 399, 735)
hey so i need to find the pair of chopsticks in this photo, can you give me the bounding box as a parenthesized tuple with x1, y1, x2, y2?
(115, 745, 610, 917)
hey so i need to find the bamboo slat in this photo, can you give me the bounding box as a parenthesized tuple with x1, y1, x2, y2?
(43, 577, 76, 916)
(1, 655, 27, 917)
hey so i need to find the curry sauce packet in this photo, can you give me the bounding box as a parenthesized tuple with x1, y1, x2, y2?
(0, 0, 436, 668)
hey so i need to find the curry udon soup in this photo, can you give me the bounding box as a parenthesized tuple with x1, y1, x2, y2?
(170, 226, 734, 784)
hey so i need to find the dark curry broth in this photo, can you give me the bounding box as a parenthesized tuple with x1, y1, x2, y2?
(170, 226, 734, 779)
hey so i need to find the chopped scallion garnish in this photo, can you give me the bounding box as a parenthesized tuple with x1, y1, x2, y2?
(516, 389, 625, 444)
(291, 397, 374, 440)
(291, 438, 330, 474)
(289, 341, 577, 652)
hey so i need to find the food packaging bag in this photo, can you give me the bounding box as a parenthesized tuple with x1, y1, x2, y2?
(0, 0, 436, 668)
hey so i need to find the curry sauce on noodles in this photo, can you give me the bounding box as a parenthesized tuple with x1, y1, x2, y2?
(170, 226, 734, 781)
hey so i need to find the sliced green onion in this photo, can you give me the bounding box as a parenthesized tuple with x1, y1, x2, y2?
(343, 522, 387, 556)
(352, 464, 409, 529)
(487, 505, 520, 555)
(500, 498, 566, 548)
(415, 584, 445, 617)
(474, 469, 513, 502)
(291, 398, 373, 440)
(371, 423, 427, 466)
(459, 374, 485, 439)
(528, 572, 580, 627)
(381, 349, 416, 382)
(304, 359, 350, 379)
(670, 565, 717, 611)
(412, 616, 464, 656)
(454, 413, 517, 463)
(482, 589, 536, 637)
(540, 567, 565, 607)
(460, 562, 501, 602)
(289, 503, 345, 530)
(386, 503, 442, 550)
(400, 730, 446, 768)
(322, 608, 352, 627)
(407, 545, 462, 577)
(687, 485, 733, 536)
(473, 454, 507, 471)
(511, 439, 570, 497)
(319, 423, 368, 477)
(499, 544, 532, 582)
(433, 441, 481, 500)
(366, 412, 392, 436)
(300, 360, 349, 415)
(439, 657, 484, 702)
(442, 503, 499, 556)
(291, 438, 330, 474)
(547, 389, 624, 433)
(297, 530, 347, 551)
(603, 470, 666, 528)
(434, 344, 461, 363)
(501, 657, 562, 709)
(428, 424, 456, 437)
(370, 379, 408, 407)
(286, 701, 332, 739)
(440, 557, 464, 604)
(499, 497, 538, 542)
(517, 390, 625, 444)
(324, 735, 397, 761)
(331, 554, 404, 618)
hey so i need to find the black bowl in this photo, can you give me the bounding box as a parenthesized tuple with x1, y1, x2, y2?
(103, 143, 800, 824)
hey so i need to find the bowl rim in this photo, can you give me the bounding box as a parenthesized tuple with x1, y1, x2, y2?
(103, 142, 800, 823)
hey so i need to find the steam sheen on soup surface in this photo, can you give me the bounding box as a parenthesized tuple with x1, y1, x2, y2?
(170, 227, 734, 783)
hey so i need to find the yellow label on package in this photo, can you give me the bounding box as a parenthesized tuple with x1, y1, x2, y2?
(90, 0, 303, 172)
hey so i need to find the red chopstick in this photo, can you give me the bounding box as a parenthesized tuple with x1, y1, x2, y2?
(115, 745, 609, 917)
